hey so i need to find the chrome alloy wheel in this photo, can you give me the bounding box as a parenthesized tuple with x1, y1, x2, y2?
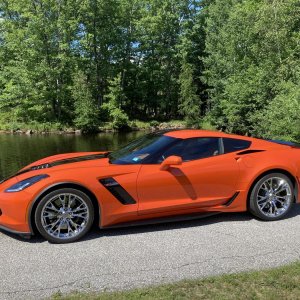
(256, 177, 292, 218)
(41, 193, 89, 240)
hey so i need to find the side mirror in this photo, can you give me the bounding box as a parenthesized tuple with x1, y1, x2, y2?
(160, 155, 183, 171)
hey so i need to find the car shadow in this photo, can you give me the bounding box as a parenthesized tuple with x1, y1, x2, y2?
(82, 204, 300, 242)
(0, 228, 44, 243)
(2, 204, 300, 244)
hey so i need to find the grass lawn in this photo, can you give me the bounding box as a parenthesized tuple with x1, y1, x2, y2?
(52, 261, 300, 300)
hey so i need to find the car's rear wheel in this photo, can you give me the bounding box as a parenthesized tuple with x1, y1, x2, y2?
(249, 173, 294, 220)
(35, 188, 94, 243)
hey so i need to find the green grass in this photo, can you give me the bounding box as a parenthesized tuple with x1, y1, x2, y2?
(52, 261, 300, 300)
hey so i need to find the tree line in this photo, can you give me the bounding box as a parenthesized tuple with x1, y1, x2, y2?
(0, 0, 299, 139)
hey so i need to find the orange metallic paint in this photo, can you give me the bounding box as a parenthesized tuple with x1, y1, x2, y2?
(137, 152, 239, 215)
(0, 130, 299, 235)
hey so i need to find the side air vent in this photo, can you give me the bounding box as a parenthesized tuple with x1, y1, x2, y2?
(223, 192, 239, 206)
(237, 149, 265, 155)
(99, 177, 136, 205)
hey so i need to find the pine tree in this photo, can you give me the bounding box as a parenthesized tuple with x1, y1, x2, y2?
(179, 61, 200, 125)
(102, 74, 129, 129)
(72, 71, 100, 132)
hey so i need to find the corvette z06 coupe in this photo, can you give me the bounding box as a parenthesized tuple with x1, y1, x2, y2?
(0, 130, 300, 243)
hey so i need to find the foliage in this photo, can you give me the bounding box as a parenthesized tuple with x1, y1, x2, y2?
(0, 0, 300, 139)
(253, 81, 300, 141)
(0, 0, 77, 123)
(72, 71, 100, 133)
(102, 74, 129, 130)
(204, 0, 300, 137)
(0, 0, 205, 128)
(149, 120, 160, 127)
(178, 61, 201, 126)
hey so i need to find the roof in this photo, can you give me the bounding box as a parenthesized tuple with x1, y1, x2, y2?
(164, 129, 291, 149)
(164, 129, 236, 139)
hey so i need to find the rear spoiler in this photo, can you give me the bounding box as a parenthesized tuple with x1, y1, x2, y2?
(267, 139, 300, 148)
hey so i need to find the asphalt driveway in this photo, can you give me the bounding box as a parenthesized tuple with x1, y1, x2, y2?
(1, 206, 300, 300)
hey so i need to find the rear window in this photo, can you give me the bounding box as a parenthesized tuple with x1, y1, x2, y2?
(223, 138, 251, 153)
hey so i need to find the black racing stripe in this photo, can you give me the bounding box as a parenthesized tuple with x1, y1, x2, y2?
(51, 154, 107, 167)
(99, 177, 136, 205)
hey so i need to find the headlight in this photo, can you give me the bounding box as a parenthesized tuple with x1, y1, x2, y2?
(5, 174, 49, 193)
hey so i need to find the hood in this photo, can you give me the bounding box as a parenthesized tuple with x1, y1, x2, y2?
(5, 152, 110, 181)
(0, 152, 110, 185)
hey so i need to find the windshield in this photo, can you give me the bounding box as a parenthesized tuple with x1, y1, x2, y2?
(109, 134, 177, 164)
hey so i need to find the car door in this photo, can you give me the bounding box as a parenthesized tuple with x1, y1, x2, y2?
(136, 137, 240, 215)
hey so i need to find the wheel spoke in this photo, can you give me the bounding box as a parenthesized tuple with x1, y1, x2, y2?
(45, 218, 61, 230)
(275, 185, 287, 195)
(58, 194, 67, 209)
(261, 183, 269, 191)
(68, 195, 75, 209)
(258, 196, 268, 203)
(274, 198, 285, 205)
(72, 212, 88, 219)
(53, 220, 63, 236)
(259, 201, 269, 210)
(72, 204, 86, 213)
(69, 219, 81, 231)
(66, 219, 74, 236)
(276, 195, 288, 201)
(42, 211, 56, 218)
(265, 180, 272, 192)
(45, 202, 60, 213)
(268, 203, 273, 215)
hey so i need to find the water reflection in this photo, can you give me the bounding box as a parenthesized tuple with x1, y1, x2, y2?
(0, 132, 144, 180)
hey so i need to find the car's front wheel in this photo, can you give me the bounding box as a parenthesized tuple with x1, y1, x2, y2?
(35, 188, 94, 243)
(249, 173, 294, 221)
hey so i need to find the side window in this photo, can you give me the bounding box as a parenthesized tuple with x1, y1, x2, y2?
(223, 138, 251, 153)
(161, 137, 220, 162)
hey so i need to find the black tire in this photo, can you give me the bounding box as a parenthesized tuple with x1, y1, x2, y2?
(35, 188, 94, 243)
(249, 173, 294, 221)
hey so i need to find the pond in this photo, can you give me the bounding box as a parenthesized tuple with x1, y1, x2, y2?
(0, 131, 145, 180)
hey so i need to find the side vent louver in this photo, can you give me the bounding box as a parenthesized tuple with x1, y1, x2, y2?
(99, 178, 136, 205)
(237, 149, 265, 155)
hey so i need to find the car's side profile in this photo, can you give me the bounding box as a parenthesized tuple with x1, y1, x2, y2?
(0, 129, 299, 243)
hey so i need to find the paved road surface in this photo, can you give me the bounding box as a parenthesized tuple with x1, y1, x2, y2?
(1, 206, 300, 300)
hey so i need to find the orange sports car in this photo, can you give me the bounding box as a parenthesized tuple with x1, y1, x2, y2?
(0, 129, 299, 243)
